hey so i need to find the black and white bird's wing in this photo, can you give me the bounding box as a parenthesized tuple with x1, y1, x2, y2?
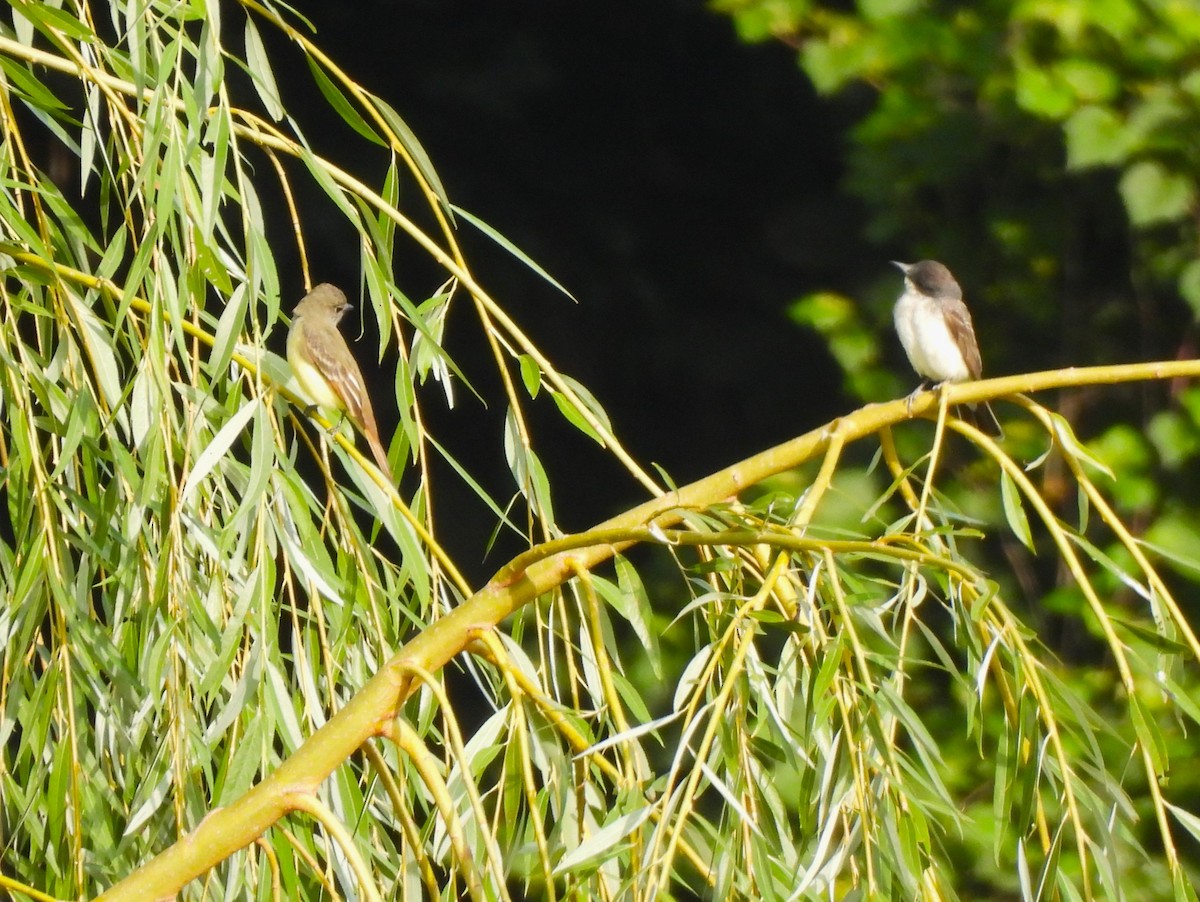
(941, 298, 983, 380)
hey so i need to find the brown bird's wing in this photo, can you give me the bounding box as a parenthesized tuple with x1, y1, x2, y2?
(302, 323, 369, 423)
(941, 298, 983, 379)
(304, 321, 393, 481)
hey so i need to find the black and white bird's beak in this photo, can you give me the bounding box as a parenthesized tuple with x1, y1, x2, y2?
(891, 260, 911, 274)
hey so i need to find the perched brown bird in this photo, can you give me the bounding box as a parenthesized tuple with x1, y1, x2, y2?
(287, 283, 394, 481)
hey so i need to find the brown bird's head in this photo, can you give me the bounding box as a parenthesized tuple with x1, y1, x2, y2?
(294, 283, 351, 323)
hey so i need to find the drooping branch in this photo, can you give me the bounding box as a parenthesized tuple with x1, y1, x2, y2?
(94, 358, 1200, 899)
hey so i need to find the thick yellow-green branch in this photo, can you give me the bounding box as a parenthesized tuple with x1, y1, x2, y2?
(94, 358, 1200, 899)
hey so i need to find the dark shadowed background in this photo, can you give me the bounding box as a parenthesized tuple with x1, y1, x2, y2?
(274, 1, 878, 575)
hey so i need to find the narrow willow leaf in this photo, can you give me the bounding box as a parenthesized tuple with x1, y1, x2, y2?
(243, 17, 283, 120)
(20, 2, 92, 41)
(986, 699, 1014, 855)
(578, 616, 606, 705)
(794, 760, 847, 894)
(354, 269, 476, 395)
(1016, 839, 1034, 902)
(560, 375, 613, 432)
(128, 361, 158, 450)
(503, 407, 555, 520)
(7, 82, 86, 171)
(124, 772, 172, 838)
(582, 710, 678, 758)
(0, 194, 49, 250)
(550, 389, 605, 444)
(700, 761, 762, 837)
(194, 20, 223, 111)
(1051, 411, 1115, 479)
(1109, 615, 1188, 653)
(360, 250, 394, 350)
(203, 651, 261, 748)
(526, 448, 555, 526)
(379, 157, 401, 243)
(216, 715, 267, 806)
(651, 461, 678, 490)
(1165, 801, 1200, 847)
(1033, 821, 1066, 902)
(304, 56, 384, 146)
(199, 108, 231, 238)
(0, 57, 72, 112)
(554, 804, 655, 874)
(199, 584, 257, 700)
(153, 129, 182, 231)
(49, 203, 103, 261)
(193, 236, 235, 297)
(296, 143, 361, 223)
(614, 556, 662, 677)
(80, 80, 101, 196)
(519, 354, 541, 398)
(373, 95, 451, 216)
(426, 433, 522, 536)
(210, 283, 248, 382)
(234, 399, 275, 527)
(623, 656, 666, 727)
(264, 660, 305, 752)
(94, 224, 129, 283)
(1022, 714, 1049, 826)
(343, 458, 431, 609)
(1137, 537, 1200, 578)
(255, 349, 292, 399)
(878, 685, 947, 773)
(674, 645, 712, 711)
(1162, 674, 1200, 728)
(181, 396, 259, 503)
(503, 405, 525, 483)
(999, 469, 1035, 550)
(248, 240, 280, 322)
(452, 204, 575, 300)
(11, 5, 33, 44)
(69, 291, 124, 415)
(1129, 695, 1167, 778)
(411, 292, 452, 384)
(1063, 531, 1149, 600)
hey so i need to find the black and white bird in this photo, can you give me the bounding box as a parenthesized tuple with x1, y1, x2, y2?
(892, 259, 1001, 435)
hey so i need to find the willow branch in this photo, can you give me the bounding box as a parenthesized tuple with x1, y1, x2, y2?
(93, 358, 1200, 899)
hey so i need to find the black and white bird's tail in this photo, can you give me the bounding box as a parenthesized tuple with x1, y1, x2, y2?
(961, 401, 1004, 438)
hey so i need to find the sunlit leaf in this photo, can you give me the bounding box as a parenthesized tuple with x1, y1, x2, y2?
(244, 17, 283, 120)
(1120, 160, 1195, 226)
(452, 204, 576, 301)
(999, 469, 1035, 550)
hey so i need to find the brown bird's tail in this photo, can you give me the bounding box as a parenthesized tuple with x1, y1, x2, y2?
(363, 427, 395, 485)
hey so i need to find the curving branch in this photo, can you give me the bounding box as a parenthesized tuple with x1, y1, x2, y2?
(95, 359, 1200, 899)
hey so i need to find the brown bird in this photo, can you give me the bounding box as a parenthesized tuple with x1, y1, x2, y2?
(287, 283, 394, 481)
